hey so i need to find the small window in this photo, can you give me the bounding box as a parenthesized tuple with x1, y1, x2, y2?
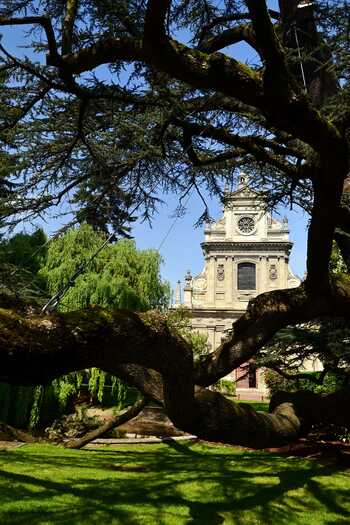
(237, 262, 256, 290)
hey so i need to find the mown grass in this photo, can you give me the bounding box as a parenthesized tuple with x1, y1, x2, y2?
(0, 441, 349, 525)
(238, 401, 269, 412)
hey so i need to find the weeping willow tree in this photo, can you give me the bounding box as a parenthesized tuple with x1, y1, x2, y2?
(37, 224, 171, 424)
(40, 224, 170, 312)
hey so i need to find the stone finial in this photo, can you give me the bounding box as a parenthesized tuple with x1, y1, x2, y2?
(174, 280, 181, 305)
(183, 271, 193, 307)
(282, 215, 289, 230)
(238, 172, 249, 189)
(184, 270, 192, 289)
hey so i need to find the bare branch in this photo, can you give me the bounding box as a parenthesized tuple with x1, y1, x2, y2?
(0, 85, 51, 131)
(0, 16, 60, 63)
(173, 117, 303, 176)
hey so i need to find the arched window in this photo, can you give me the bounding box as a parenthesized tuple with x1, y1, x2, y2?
(237, 262, 256, 290)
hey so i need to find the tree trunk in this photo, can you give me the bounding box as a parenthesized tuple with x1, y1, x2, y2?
(0, 422, 35, 443)
(64, 397, 146, 449)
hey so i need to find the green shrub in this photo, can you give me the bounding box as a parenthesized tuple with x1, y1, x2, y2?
(264, 369, 348, 396)
(212, 379, 236, 396)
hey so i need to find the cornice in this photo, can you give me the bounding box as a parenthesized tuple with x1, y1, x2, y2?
(201, 241, 293, 253)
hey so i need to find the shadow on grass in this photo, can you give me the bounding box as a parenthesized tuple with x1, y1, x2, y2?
(0, 442, 349, 524)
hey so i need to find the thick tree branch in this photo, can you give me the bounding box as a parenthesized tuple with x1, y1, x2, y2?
(0, 307, 195, 430)
(306, 175, 347, 293)
(198, 24, 258, 54)
(62, 0, 79, 55)
(144, 0, 171, 45)
(197, 9, 280, 45)
(0, 16, 60, 63)
(62, 36, 263, 110)
(1, 284, 350, 448)
(245, 0, 292, 99)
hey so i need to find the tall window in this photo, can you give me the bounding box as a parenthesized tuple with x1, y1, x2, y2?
(237, 262, 256, 290)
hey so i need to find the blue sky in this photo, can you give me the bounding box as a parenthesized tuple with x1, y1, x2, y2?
(0, 4, 308, 293)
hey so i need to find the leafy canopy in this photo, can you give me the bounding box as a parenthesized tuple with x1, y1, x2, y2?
(1, 0, 348, 231)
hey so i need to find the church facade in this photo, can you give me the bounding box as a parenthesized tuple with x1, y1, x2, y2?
(175, 174, 301, 400)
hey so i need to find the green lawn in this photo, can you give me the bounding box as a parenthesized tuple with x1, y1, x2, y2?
(0, 441, 349, 525)
(238, 401, 270, 412)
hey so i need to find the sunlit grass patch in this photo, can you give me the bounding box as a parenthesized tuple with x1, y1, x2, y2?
(0, 441, 349, 524)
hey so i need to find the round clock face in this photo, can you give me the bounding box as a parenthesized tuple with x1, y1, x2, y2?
(238, 216, 255, 234)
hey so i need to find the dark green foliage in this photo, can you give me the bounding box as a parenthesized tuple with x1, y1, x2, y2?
(213, 378, 236, 396)
(0, 383, 62, 429)
(261, 320, 350, 367)
(329, 241, 348, 277)
(264, 369, 348, 397)
(0, 229, 48, 301)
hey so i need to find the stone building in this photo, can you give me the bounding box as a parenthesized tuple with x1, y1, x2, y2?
(175, 174, 301, 400)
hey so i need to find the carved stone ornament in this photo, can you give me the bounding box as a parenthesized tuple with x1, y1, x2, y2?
(269, 264, 278, 280)
(193, 277, 207, 290)
(238, 216, 255, 234)
(217, 264, 225, 281)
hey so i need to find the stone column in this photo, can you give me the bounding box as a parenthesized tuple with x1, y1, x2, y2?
(282, 255, 289, 288)
(232, 259, 237, 306)
(262, 256, 269, 293)
(226, 255, 234, 305)
(256, 256, 262, 295)
(207, 256, 216, 306)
